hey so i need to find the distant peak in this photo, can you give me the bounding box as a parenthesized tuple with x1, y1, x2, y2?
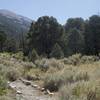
(0, 9, 16, 15)
(0, 9, 32, 22)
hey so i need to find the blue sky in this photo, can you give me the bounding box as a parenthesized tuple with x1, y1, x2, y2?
(0, 0, 100, 24)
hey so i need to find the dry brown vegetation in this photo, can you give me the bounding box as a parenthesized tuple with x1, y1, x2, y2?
(0, 53, 100, 100)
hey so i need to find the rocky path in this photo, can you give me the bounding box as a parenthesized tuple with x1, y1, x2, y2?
(9, 79, 54, 100)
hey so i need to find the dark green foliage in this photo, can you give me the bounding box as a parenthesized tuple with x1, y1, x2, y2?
(0, 31, 7, 51)
(84, 15, 100, 55)
(0, 14, 100, 58)
(65, 18, 85, 32)
(63, 17, 85, 56)
(4, 38, 17, 52)
(26, 15, 100, 58)
(66, 28, 84, 56)
(27, 16, 64, 57)
(50, 43, 64, 59)
(24, 22, 35, 56)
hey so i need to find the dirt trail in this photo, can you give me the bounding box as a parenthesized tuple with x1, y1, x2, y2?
(9, 79, 54, 100)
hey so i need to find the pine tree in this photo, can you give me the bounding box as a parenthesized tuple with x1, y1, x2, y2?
(66, 28, 84, 56)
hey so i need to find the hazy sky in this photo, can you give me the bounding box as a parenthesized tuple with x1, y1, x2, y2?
(0, 0, 100, 24)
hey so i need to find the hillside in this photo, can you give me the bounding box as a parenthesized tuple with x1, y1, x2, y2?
(0, 9, 32, 39)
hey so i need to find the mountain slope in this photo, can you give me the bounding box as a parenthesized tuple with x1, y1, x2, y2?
(0, 9, 32, 39)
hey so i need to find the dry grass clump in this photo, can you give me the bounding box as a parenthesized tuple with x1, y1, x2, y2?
(6, 68, 20, 81)
(0, 52, 24, 62)
(0, 53, 11, 60)
(0, 52, 34, 81)
(48, 58, 65, 70)
(12, 52, 24, 59)
(80, 55, 99, 64)
(0, 63, 23, 82)
(59, 80, 100, 100)
(0, 65, 8, 96)
(56, 59, 100, 100)
(43, 73, 59, 91)
(0, 52, 100, 100)
(35, 58, 65, 71)
(74, 71, 89, 82)
(23, 62, 36, 70)
(43, 66, 90, 92)
(62, 54, 82, 65)
(35, 58, 49, 71)
(0, 89, 16, 100)
(24, 68, 43, 81)
(61, 54, 99, 66)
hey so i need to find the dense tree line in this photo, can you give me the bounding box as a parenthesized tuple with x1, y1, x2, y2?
(0, 30, 24, 53)
(26, 16, 64, 58)
(25, 15, 100, 59)
(0, 15, 100, 59)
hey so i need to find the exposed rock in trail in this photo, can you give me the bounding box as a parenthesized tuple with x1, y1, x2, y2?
(9, 80, 54, 100)
(20, 78, 32, 85)
(16, 90, 22, 94)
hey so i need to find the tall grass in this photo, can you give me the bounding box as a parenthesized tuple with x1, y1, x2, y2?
(0, 53, 100, 100)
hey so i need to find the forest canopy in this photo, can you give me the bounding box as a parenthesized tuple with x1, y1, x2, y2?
(25, 15, 100, 58)
(1, 15, 100, 59)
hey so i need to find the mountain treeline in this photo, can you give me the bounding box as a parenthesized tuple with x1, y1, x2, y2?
(0, 15, 100, 59)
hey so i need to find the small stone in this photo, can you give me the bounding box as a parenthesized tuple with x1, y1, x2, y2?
(21, 79, 31, 85)
(16, 90, 22, 94)
(9, 84, 16, 89)
(31, 84, 38, 88)
(7, 81, 10, 84)
(46, 89, 54, 96)
(41, 88, 45, 92)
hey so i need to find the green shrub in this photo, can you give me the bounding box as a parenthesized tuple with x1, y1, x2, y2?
(80, 56, 99, 64)
(0, 77, 7, 96)
(12, 52, 24, 60)
(43, 67, 90, 93)
(28, 48, 39, 62)
(23, 62, 36, 71)
(0, 64, 6, 77)
(24, 68, 41, 81)
(43, 73, 60, 92)
(50, 43, 64, 59)
(62, 54, 82, 65)
(35, 58, 64, 71)
(43, 69, 75, 92)
(48, 58, 65, 69)
(35, 58, 49, 71)
(6, 69, 20, 81)
(62, 54, 99, 65)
